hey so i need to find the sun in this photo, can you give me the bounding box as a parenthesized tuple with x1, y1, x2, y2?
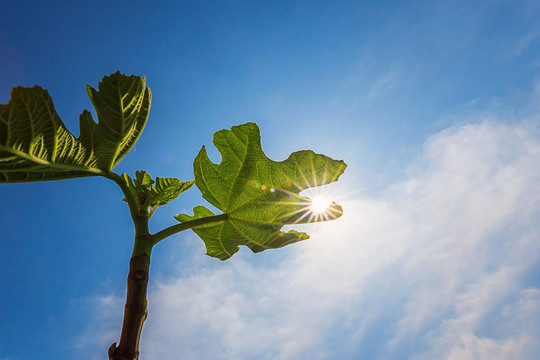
(309, 195, 332, 215)
(296, 182, 346, 222)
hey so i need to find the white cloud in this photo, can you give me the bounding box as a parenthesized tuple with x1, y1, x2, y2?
(86, 119, 540, 359)
(440, 289, 540, 360)
(446, 334, 530, 360)
(73, 294, 124, 360)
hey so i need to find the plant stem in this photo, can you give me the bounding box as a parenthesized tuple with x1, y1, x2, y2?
(152, 213, 228, 244)
(108, 172, 154, 360)
(109, 251, 150, 360)
(109, 229, 153, 360)
(105, 172, 226, 359)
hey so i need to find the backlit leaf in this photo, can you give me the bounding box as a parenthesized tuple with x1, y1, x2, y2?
(86, 72, 151, 171)
(176, 122, 346, 260)
(122, 170, 194, 209)
(151, 177, 194, 206)
(0, 72, 150, 182)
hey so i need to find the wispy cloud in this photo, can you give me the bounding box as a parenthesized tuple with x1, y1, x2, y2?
(508, 28, 540, 59)
(84, 117, 540, 359)
(345, 64, 411, 113)
(367, 68, 402, 101)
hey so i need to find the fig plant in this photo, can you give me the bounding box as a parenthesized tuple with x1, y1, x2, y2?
(0, 72, 346, 359)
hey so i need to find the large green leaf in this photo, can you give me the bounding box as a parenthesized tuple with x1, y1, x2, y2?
(86, 72, 151, 171)
(0, 72, 150, 182)
(176, 122, 347, 260)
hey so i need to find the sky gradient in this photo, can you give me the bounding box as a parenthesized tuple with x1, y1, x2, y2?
(1, 1, 540, 359)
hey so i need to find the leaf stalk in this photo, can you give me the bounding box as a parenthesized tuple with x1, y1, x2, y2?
(152, 213, 228, 245)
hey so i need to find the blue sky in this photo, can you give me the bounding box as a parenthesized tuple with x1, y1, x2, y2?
(1, 1, 540, 359)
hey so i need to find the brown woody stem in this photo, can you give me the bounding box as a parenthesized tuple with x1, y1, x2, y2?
(108, 252, 151, 360)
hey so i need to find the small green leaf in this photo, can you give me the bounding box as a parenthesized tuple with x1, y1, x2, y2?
(134, 170, 153, 188)
(176, 122, 346, 260)
(122, 172, 138, 199)
(122, 171, 194, 209)
(151, 177, 194, 206)
(0, 72, 151, 183)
